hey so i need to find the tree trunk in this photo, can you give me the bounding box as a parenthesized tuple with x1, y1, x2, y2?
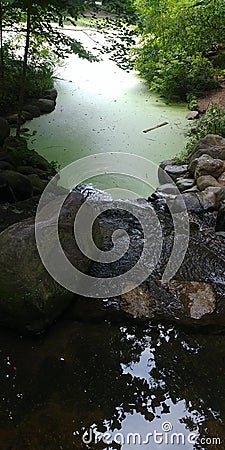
(16, 5, 31, 138)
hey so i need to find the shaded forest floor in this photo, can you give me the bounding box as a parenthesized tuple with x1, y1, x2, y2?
(198, 77, 225, 112)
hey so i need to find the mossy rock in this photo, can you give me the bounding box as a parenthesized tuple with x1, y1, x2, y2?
(0, 191, 102, 332)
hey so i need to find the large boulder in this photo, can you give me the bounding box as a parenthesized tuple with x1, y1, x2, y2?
(197, 174, 221, 191)
(0, 117, 10, 146)
(120, 281, 217, 325)
(23, 104, 41, 117)
(194, 158, 225, 179)
(37, 98, 55, 113)
(43, 88, 58, 101)
(0, 191, 102, 332)
(189, 134, 225, 161)
(0, 170, 33, 200)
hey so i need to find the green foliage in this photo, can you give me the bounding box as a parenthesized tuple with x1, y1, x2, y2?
(187, 94, 198, 111)
(0, 47, 54, 113)
(175, 104, 225, 163)
(151, 53, 219, 100)
(134, 0, 225, 100)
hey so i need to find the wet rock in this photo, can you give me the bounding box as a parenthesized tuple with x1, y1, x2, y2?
(217, 186, 225, 204)
(158, 160, 176, 184)
(163, 164, 188, 181)
(17, 165, 46, 177)
(197, 175, 221, 190)
(119, 281, 217, 325)
(218, 171, 225, 185)
(0, 175, 16, 202)
(176, 178, 196, 192)
(0, 192, 101, 332)
(37, 98, 55, 113)
(198, 187, 221, 210)
(0, 161, 14, 171)
(156, 183, 178, 196)
(172, 192, 202, 212)
(194, 158, 225, 179)
(6, 114, 26, 126)
(43, 88, 58, 101)
(23, 104, 41, 117)
(0, 117, 10, 146)
(186, 110, 199, 120)
(183, 186, 200, 193)
(188, 153, 215, 174)
(21, 110, 33, 121)
(120, 285, 155, 320)
(0, 170, 33, 200)
(173, 187, 219, 213)
(189, 134, 225, 161)
(27, 174, 48, 192)
(216, 205, 225, 231)
(157, 281, 216, 320)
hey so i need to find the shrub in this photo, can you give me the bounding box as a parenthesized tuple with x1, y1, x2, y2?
(151, 52, 219, 100)
(174, 104, 225, 163)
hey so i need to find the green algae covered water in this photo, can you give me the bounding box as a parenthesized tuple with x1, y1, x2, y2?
(28, 28, 188, 197)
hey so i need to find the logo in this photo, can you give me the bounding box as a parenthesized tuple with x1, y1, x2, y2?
(35, 153, 189, 297)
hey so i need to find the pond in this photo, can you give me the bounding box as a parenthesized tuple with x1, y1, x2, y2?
(0, 27, 224, 450)
(28, 27, 188, 197)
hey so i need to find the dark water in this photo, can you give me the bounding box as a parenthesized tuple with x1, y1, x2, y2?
(0, 313, 224, 449)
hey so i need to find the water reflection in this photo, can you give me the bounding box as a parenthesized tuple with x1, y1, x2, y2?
(0, 316, 224, 449)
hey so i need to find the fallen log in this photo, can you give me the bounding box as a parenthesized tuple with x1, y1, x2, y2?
(142, 121, 169, 133)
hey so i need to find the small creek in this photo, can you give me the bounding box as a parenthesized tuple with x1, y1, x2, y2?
(0, 27, 225, 449)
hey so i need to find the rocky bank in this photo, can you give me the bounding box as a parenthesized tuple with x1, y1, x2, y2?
(1, 125, 225, 332)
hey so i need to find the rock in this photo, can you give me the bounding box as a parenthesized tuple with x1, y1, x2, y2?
(27, 174, 48, 192)
(172, 192, 202, 212)
(197, 175, 221, 191)
(163, 164, 188, 181)
(186, 110, 199, 120)
(119, 281, 217, 325)
(0, 117, 10, 146)
(120, 285, 155, 319)
(6, 114, 26, 126)
(158, 160, 176, 184)
(0, 191, 101, 332)
(0, 175, 16, 202)
(189, 134, 225, 161)
(23, 104, 41, 117)
(0, 161, 14, 170)
(17, 165, 46, 177)
(176, 178, 196, 192)
(198, 187, 221, 210)
(43, 88, 58, 101)
(182, 186, 200, 193)
(218, 171, 225, 186)
(0, 170, 33, 200)
(188, 154, 215, 174)
(30, 151, 56, 173)
(21, 110, 33, 121)
(194, 158, 225, 179)
(157, 281, 216, 320)
(156, 183, 178, 196)
(217, 187, 225, 204)
(37, 98, 55, 113)
(216, 204, 225, 231)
